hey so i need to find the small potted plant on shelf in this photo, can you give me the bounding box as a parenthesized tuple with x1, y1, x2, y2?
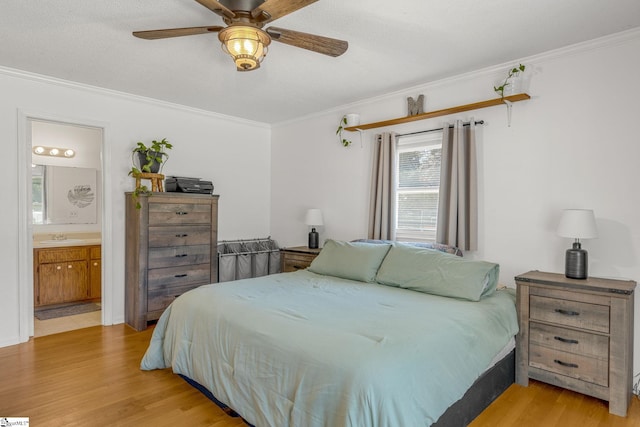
(494, 64, 526, 98)
(128, 138, 173, 208)
(336, 116, 352, 147)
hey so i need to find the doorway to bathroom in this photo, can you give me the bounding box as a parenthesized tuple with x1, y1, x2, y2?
(20, 115, 108, 338)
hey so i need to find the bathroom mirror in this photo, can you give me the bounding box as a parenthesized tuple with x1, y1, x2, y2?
(32, 165, 98, 225)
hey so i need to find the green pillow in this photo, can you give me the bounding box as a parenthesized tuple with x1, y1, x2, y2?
(375, 243, 499, 301)
(308, 239, 392, 282)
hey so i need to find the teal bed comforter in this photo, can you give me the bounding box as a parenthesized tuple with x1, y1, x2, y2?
(141, 270, 518, 427)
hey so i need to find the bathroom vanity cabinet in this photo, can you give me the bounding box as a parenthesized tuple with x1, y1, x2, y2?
(33, 245, 102, 307)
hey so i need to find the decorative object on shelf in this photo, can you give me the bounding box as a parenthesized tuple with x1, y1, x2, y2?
(128, 138, 173, 208)
(494, 64, 526, 98)
(345, 113, 360, 127)
(407, 94, 425, 116)
(305, 209, 324, 249)
(336, 116, 353, 147)
(556, 209, 598, 279)
(494, 64, 527, 127)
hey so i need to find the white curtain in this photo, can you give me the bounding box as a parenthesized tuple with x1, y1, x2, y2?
(436, 120, 478, 251)
(368, 132, 397, 240)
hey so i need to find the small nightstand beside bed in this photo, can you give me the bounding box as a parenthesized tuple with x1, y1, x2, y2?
(141, 240, 519, 427)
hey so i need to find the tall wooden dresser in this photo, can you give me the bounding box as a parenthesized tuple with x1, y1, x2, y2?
(125, 192, 219, 331)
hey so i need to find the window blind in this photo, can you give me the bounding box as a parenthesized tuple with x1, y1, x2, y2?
(395, 131, 443, 241)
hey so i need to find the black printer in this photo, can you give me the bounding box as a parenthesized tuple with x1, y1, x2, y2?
(165, 176, 214, 194)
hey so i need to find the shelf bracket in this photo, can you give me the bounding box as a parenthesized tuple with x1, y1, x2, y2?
(355, 128, 364, 147)
(503, 99, 513, 127)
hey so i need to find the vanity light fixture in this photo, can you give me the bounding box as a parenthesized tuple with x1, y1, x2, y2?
(33, 146, 75, 158)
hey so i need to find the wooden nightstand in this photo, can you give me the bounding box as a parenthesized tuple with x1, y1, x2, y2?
(515, 270, 636, 416)
(280, 246, 322, 272)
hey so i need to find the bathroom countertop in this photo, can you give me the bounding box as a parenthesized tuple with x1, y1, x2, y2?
(33, 233, 102, 249)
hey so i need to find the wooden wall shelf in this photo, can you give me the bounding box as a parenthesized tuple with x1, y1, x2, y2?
(344, 93, 531, 132)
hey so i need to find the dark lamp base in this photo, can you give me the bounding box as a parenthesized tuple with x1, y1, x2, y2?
(565, 242, 588, 280)
(308, 228, 319, 249)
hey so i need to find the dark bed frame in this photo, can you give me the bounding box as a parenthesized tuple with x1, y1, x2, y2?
(181, 349, 515, 427)
(433, 349, 515, 426)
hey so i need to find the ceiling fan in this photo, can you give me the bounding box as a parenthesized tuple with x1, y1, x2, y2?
(133, 0, 348, 72)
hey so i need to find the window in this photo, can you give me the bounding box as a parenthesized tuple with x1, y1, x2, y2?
(32, 164, 45, 225)
(395, 131, 443, 242)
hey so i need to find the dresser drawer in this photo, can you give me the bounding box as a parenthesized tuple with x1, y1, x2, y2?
(148, 225, 211, 247)
(147, 263, 211, 289)
(147, 282, 202, 313)
(530, 295, 610, 333)
(529, 343, 609, 387)
(148, 244, 211, 269)
(530, 322, 609, 359)
(149, 202, 212, 225)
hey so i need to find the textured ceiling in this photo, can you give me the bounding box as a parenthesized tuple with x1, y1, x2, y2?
(1, 0, 639, 124)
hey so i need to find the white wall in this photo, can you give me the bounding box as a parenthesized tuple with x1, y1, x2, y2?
(270, 30, 640, 372)
(0, 68, 271, 347)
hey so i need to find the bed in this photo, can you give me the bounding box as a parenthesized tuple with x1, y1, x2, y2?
(141, 240, 519, 426)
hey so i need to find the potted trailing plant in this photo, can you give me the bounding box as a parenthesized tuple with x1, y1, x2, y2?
(128, 138, 173, 208)
(129, 138, 173, 175)
(494, 64, 526, 98)
(336, 116, 352, 147)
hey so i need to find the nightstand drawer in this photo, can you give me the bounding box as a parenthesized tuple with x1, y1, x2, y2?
(530, 295, 610, 333)
(280, 247, 321, 273)
(529, 343, 608, 387)
(282, 253, 315, 272)
(530, 322, 609, 359)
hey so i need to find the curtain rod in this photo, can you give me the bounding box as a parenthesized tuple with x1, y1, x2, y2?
(397, 120, 484, 138)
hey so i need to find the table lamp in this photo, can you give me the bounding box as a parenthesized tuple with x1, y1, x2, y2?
(556, 209, 598, 279)
(305, 209, 323, 249)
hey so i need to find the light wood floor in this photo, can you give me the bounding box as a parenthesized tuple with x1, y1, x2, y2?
(34, 309, 102, 337)
(1, 324, 639, 427)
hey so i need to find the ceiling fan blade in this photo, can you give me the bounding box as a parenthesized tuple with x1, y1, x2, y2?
(194, 0, 236, 19)
(266, 27, 348, 57)
(253, 0, 318, 23)
(133, 26, 223, 40)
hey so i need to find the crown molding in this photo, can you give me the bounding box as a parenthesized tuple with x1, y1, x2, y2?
(0, 65, 270, 129)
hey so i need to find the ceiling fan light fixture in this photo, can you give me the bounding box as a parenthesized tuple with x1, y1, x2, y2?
(219, 25, 271, 71)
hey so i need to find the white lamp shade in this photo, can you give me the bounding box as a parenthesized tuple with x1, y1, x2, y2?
(305, 209, 324, 226)
(557, 209, 598, 239)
